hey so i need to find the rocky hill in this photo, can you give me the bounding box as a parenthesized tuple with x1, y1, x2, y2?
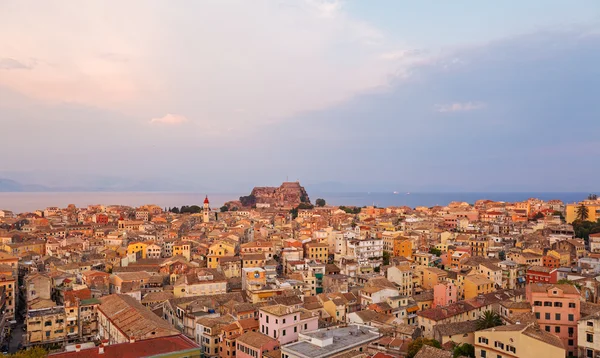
(237, 181, 311, 208)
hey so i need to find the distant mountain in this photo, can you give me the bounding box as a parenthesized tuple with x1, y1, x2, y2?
(0, 178, 51, 192)
(0, 176, 210, 192)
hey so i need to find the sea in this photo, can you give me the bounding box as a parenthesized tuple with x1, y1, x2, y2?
(0, 192, 591, 213)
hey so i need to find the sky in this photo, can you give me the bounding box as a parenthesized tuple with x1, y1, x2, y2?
(1, 1, 599, 193)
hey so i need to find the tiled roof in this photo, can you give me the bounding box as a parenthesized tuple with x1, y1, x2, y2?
(98, 294, 179, 340)
(236, 331, 278, 348)
(48, 334, 199, 358)
(414, 345, 453, 358)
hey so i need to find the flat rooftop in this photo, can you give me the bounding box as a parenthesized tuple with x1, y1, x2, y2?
(282, 325, 380, 358)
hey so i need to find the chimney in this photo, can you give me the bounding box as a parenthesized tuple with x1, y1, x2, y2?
(129, 337, 135, 343)
(75, 345, 81, 352)
(98, 344, 104, 354)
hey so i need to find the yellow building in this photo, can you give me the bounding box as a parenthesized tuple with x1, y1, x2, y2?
(172, 241, 191, 261)
(26, 306, 67, 345)
(547, 250, 570, 267)
(241, 253, 266, 269)
(305, 242, 329, 261)
(422, 267, 448, 290)
(127, 241, 149, 259)
(0, 274, 16, 320)
(474, 324, 565, 358)
(2, 240, 46, 256)
(464, 275, 494, 299)
(393, 237, 413, 259)
(566, 200, 600, 223)
(207, 242, 236, 269)
(468, 237, 489, 257)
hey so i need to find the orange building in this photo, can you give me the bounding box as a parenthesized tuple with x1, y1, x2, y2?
(393, 237, 413, 259)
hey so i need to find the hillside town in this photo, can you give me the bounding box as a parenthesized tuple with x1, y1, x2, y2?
(0, 184, 600, 358)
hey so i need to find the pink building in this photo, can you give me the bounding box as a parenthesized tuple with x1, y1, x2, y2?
(236, 331, 279, 358)
(259, 304, 319, 345)
(527, 283, 580, 357)
(433, 282, 457, 308)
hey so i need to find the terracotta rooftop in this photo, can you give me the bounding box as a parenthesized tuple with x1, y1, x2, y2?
(48, 334, 199, 358)
(236, 331, 278, 348)
(98, 294, 179, 340)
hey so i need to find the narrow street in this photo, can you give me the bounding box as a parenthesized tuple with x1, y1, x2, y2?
(7, 320, 24, 354)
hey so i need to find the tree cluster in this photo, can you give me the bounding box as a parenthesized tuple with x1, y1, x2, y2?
(338, 206, 361, 214)
(168, 205, 203, 214)
(572, 219, 600, 241)
(315, 198, 326, 207)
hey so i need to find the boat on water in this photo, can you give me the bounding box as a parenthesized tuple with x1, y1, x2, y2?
(406, 192, 411, 195)
(393, 191, 399, 194)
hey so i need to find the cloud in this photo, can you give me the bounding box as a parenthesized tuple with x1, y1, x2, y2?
(0, 1, 400, 129)
(379, 49, 426, 61)
(149, 114, 188, 125)
(435, 102, 486, 113)
(0, 58, 32, 70)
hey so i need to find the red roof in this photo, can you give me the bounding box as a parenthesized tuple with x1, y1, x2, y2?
(204, 196, 210, 204)
(48, 334, 199, 358)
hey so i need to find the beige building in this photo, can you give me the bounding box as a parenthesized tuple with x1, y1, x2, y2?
(173, 270, 227, 298)
(474, 324, 565, 358)
(578, 310, 600, 358)
(387, 265, 413, 297)
(26, 306, 67, 345)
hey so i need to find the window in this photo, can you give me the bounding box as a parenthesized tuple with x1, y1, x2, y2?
(544, 301, 552, 307)
(535, 312, 540, 319)
(282, 329, 286, 336)
(283, 318, 286, 324)
(294, 326, 297, 333)
(554, 302, 562, 307)
(481, 350, 486, 358)
(568, 340, 574, 346)
(545, 326, 550, 332)
(588, 321, 594, 327)
(545, 313, 550, 320)
(569, 303, 576, 308)
(555, 326, 560, 333)
(304, 324, 307, 330)
(555, 313, 561, 320)
(587, 334, 594, 343)
(568, 314, 574, 322)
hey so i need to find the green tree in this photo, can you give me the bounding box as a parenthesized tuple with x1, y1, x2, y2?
(407, 338, 442, 358)
(383, 251, 390, 266)
(429, 247, 442, 256)
(289, 207, 298, 220)
(171, 206, 180, 214)
(476, 310, 503, 330)
(576, 204, 590, 221)
(453, 343, 475, 358)
(498, 250, 506, 261)
(531, 212, 545, 221)
(588, 194, 598, 200)
(220, 205, 229, 212)
(572, 219, 600, 241)
(297, 203, 314, 210)
(315, 198, 326, 207)
(11, 347, 48, 358)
